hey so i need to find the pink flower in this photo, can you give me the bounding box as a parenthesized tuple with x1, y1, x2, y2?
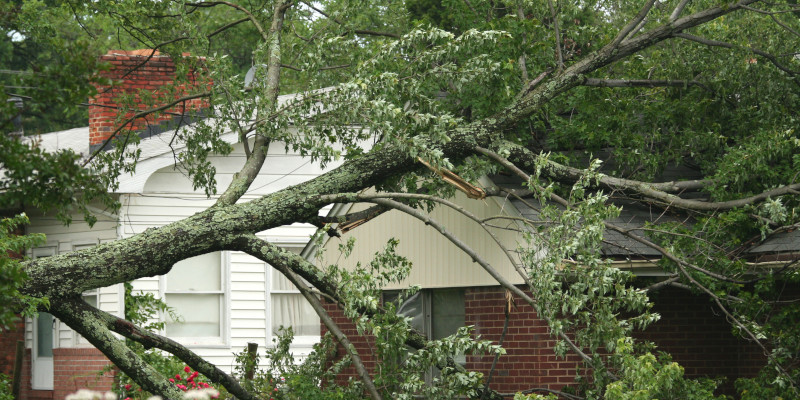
(169, 378, 175, 383)
(184, 366, 191, 373)
(124, 384, 132, 391)
(124, 398, 131, 400)
(190, 371, 199, 380)
(175, 374, 182, 381)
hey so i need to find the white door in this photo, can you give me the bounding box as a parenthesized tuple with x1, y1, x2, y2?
(31, 247, 55, 390)
(32, 312, 54, 390)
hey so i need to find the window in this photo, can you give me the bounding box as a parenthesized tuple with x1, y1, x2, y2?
(384, 288, 466, 379)
(384, 289, 466, 344)
(269, 247, 320, 342)
(162, 252, 228, 345)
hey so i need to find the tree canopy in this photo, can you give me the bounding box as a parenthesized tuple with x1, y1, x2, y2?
(2, 0, 800, 399)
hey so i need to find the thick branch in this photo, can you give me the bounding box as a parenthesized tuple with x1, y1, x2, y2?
(215, 0, 288, 206)
(509, 0, 760, 124)
(498, 142, 800, 211)
(99, 309, 256, 400)
(49, 298, 185, 400)
(583, 78, 703, 88)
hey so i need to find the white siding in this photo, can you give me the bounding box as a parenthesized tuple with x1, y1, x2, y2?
(319, 191, 529, 289)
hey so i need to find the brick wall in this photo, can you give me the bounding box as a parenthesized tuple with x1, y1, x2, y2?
(321, 285, 764, 397)
(0, 317, 25, 376)
(321, 298, 379, 380)
(52, 348, 116, 399)
(89, 49, 209, 148)
(639, 287, 764, 395)
(465, 287, 583, 393)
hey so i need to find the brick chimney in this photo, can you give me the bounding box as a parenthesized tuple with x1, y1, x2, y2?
(88, 49, 209, 149)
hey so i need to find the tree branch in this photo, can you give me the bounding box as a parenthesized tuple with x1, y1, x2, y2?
(674, 32, 799, 75)
(207, 17, 250, 38)
(583, 78, 703, 88)
(235, 235, 382, 400)
(669, 0, 692, 22)
(610, 0, 658, 48)
(545, 0, 564, 70)
(97, 309, 257, 400)
(185, 1, 268, 40)
(215, 0, 290, 207)
(49, 297, 185, 400)
(299, 1, 400, 38)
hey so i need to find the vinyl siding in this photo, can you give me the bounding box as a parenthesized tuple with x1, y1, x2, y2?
(319, 191, 529, 289)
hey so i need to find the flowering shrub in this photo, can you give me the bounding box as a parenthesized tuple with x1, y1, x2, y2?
(118, 365, 220, 400)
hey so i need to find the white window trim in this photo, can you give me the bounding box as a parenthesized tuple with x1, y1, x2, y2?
(159, 251, 231, 348)
(265, 245, 321, 347)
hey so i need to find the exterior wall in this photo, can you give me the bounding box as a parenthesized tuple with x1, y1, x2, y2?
(0, 317, 25, 376)
(320, 190, 529, 290)
(120, 139, 336, 372)
(640, 287, 765, 395)
(465, 287, 583, 392)
(322, 286, 764, 397)
(19, 208, 121, 398)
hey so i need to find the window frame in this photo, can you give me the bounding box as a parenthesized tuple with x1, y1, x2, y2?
(382, 288, 466, 382)
(266, 245, 321, 347)
(159, 251, 231, 348)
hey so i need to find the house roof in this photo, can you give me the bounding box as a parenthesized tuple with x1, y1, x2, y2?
(23, 127, 91, 156)
(22, 89, 336, 194)
(495, 177, 800, 258)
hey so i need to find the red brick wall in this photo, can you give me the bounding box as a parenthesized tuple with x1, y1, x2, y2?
(0, 318, 24, 377)
(16, 348, 115, 400)
(321, 285, 764, 397)
(321, 299, 379, 379)
(465, 287, 583, 393)
(639, 287, 764, 395)
(89, 49, 209, 146)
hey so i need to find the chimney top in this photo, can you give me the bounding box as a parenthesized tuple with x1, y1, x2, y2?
(88, 49, 209, 151)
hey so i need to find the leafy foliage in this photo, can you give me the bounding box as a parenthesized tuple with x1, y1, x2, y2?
(0, 214, 47, 330)
(5, 0, 800, 399)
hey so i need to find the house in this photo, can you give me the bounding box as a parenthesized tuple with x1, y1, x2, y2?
(3, 50, 337, 400)
(313, 171, 796, 396)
